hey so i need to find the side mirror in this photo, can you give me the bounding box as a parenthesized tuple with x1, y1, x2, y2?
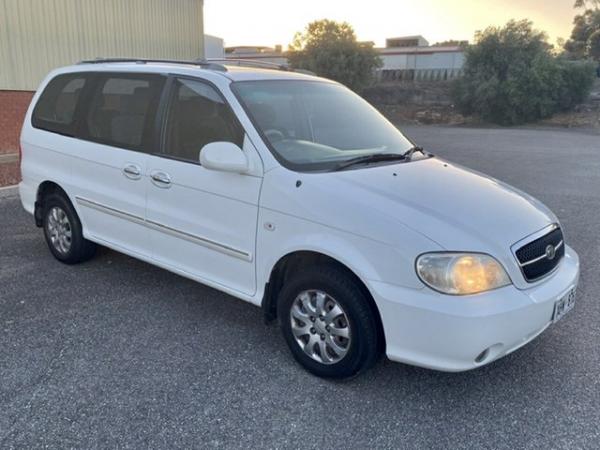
(200, 142, 249, 173)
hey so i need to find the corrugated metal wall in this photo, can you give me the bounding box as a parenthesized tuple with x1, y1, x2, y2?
(0, 0, 204, 91)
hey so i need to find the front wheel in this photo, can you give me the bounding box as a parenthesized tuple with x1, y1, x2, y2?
(278, 265, 381, 379)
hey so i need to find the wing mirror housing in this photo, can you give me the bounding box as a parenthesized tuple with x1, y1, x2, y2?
(200, 142, 249, 173)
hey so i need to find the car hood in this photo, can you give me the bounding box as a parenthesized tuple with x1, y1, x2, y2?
(264, 157, 556, 260)
(335, 157, 555, 248)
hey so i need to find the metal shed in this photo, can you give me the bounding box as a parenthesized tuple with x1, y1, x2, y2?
(0, 0, 205, 91)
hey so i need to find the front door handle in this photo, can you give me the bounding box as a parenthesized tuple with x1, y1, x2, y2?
(150, 171, 172, 188)
(122, 164, 142, 180)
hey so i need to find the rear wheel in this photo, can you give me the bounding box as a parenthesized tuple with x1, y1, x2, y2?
(278, 265, 381, 379)
(42, 193, 96, 264)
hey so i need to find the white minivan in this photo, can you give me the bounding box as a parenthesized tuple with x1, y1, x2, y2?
(19, 59, 579, 378)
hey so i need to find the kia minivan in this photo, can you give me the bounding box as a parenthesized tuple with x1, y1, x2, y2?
(19, 59, 580, 378)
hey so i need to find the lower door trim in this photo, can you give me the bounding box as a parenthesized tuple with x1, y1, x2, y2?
(75, 196, 253, 262)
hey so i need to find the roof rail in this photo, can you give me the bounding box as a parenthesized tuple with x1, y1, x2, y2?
(207, 58, 316, 76)
(208, 58, 288, 70)
(77, 57, 228, 72)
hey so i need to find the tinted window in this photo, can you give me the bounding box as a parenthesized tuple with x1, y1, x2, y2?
(164, 78, 244, 163)
(32, 74, 87, 136)
(84, 74, 165, 151)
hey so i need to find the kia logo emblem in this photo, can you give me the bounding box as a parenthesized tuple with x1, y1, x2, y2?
(545, 244, 556, 260)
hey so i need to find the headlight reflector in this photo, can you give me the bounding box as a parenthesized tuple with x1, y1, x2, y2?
(416, 253, 511, 295)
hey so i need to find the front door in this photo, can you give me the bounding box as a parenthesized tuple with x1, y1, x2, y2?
(146, 77, 262, 295)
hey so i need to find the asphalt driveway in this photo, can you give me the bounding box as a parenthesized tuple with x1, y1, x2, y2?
(1, 125, 599, 449)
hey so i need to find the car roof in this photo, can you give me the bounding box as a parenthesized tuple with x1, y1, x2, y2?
(54, 60, 328, 83)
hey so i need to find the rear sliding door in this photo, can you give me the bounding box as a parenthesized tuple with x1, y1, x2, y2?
(70, 73, 165, 257)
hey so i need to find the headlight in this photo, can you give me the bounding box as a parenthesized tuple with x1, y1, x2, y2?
(416, 253, 511, 295)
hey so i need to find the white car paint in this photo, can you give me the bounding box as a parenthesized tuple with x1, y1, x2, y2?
(19, 62, 580, 372)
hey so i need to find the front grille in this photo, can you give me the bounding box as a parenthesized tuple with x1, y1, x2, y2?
(516, 227, 565, 281)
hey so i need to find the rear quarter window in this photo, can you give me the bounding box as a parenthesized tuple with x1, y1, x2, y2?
(32, 73, 87, 136)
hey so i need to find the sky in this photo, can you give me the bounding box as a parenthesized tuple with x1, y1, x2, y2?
(204, 0, 577, 48)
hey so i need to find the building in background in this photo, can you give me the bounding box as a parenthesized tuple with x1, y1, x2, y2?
(205, 34, 225, 59)
(386, 35, 430, 48)
(225, 35, 465, 82)
(378, 35, 465, 81)
(0, 0, 205, 185)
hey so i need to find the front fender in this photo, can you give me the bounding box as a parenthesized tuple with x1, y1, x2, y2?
(256, 208, 434, 295)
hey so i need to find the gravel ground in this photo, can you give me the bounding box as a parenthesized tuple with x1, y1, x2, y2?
(1, 125, 599, 449)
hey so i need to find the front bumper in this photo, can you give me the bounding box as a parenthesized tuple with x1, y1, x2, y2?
(370, 245, 580, 372)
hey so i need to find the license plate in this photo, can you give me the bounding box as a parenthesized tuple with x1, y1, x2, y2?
(552, 288, 576, 323)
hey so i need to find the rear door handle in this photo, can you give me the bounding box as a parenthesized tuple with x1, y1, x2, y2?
(150, 171, 172, 188)
(123, 164, 142, 180)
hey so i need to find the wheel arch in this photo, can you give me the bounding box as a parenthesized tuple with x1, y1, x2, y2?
(261, 249, 386, 352)
(34, 180, 70, 227)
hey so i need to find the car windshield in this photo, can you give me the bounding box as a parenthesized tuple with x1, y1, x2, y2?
(232, 80, 416, 172)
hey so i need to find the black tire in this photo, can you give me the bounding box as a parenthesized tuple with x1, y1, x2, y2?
(278, 265, 381, 379)
(42, 192, 97, 264)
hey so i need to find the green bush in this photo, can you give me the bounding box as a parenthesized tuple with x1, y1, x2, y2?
(453, 20, 596, 125)
(555, 59, 597, 110)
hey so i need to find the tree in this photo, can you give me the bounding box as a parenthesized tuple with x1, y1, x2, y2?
(287, 19, 382, 92)
(588, 29, 600, 59)
(453, 20, 595, 125)
(574, 0, 600, 8)
(563, 8, 600, 59)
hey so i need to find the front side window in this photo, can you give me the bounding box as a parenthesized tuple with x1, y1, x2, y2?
(32, 73, 87, 136)
(163, 78, 244, 163)
(233, 80, 415, 172)
(84, 74, 164, 151)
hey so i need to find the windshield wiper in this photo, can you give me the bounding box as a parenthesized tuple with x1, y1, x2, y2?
(402, 146, 428, 160)
(333, 153, 408, 171)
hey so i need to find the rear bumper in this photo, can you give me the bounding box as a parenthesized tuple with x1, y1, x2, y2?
(370, 245, 580, 372)
(19, 180, 36, 215)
